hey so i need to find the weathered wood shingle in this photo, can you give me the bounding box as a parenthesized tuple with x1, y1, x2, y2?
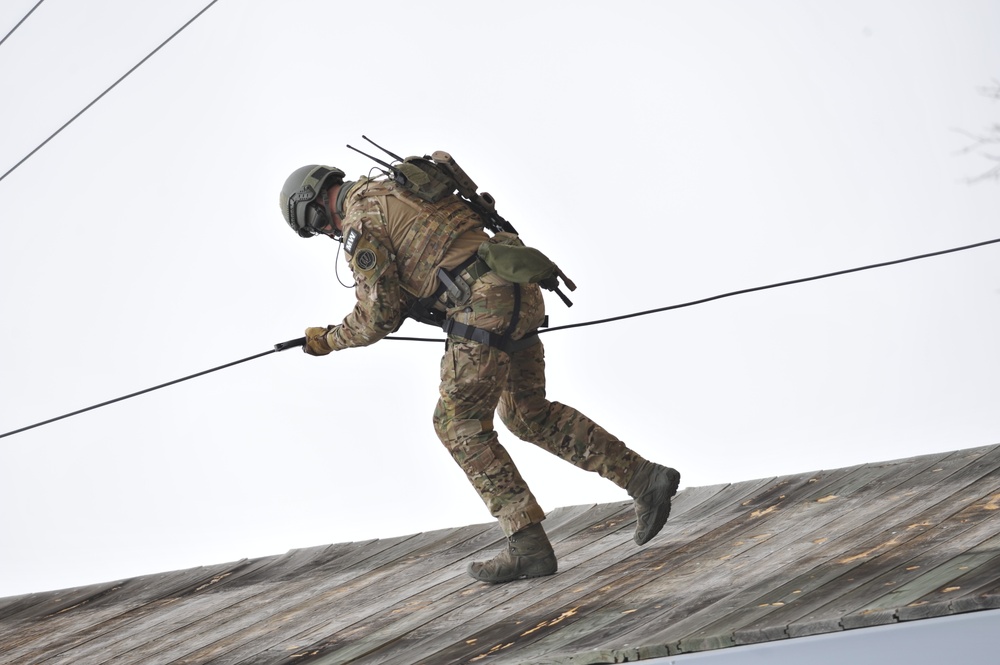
(2, 444, 999, 664)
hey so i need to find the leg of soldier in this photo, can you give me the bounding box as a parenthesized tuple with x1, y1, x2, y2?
(497, 338, 645, 487)
(433, 338, 546, 537)
(498, 335, 681, 546)
(433, 338, 557, 583)
(435, 274, 557, 582)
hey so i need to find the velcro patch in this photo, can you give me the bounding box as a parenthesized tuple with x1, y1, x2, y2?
(344, 227, 361, 255)
(349, 231, 392, 281)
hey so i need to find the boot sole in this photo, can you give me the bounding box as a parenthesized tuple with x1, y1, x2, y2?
(466, 557, 558, 584)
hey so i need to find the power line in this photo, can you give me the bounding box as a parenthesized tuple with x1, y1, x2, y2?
(0, 0, 44, 49)
(0, 0, 221, 184)
(1, 235, 997, 440)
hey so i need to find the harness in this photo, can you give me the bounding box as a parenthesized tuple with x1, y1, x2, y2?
(406, 254, 544, 355)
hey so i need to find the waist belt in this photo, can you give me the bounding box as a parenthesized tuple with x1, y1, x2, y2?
(408, 254, 546, 355)
(442, 319, 541, 354)
(441, 279, 545, 355)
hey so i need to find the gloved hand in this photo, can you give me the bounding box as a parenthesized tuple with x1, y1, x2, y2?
(304, 326, 335, 356)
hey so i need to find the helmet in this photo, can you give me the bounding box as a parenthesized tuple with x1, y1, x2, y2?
(279, 165, 346, 238)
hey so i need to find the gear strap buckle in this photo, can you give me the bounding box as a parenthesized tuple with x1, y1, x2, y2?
(436, 267, 472, 306)
(442, 319, 541, 355)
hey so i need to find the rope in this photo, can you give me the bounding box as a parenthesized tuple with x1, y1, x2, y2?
(0, 349, 273, 440)
(1, 236, 997, 440)
(542, 236, 1000, 334)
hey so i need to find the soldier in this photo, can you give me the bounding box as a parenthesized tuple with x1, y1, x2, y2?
(279, 163, 680, 583)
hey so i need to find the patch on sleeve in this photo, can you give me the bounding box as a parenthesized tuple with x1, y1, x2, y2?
(344, 227, 361, 256)
(355, 248, 377, 271)
(349, 231, 393, 281)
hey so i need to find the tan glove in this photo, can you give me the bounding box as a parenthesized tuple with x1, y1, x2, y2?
(304, 326, 335, 356)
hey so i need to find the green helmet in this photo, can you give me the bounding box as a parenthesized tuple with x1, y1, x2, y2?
(279, 165, 345, 238)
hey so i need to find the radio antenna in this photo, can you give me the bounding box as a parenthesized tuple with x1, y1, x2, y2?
(362, 135, 404, 162)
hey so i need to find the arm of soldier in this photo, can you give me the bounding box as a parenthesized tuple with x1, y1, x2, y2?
(326, 259, 402, 349)
(303, 223, 402, 355)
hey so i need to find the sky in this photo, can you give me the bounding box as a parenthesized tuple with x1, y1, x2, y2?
(0, 0, 998, 600)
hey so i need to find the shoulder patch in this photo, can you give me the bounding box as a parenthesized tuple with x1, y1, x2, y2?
(348, 230, 393, 282)
(344, 227, 361, 255)
(355, 248, 377, 271)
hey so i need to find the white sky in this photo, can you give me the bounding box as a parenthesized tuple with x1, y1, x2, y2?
(0, 0, 997, 599)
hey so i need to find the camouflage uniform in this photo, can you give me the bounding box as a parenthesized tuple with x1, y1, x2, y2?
(320, 179, 649, 536)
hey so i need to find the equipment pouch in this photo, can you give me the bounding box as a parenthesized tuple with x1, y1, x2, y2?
(477, 233, 558, 284)
(394, 158, 456, 203)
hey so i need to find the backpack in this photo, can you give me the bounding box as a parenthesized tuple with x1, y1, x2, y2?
(347, 137, 576, 306)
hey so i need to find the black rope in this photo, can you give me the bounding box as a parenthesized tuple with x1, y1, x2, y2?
(0, 0, 221, 184)
(0, 0, 44, 49)
(0, 349, 274, 440)
(1, 236, 997, 440)
(541, 236, 1000, 334)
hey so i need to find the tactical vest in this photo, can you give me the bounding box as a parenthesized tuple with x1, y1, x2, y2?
(345, 179, 485, 299)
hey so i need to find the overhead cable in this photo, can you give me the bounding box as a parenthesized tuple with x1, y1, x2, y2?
(0, 0, 44, 49)
(1, 235, 997, 440)
(0, 0, 221, 184)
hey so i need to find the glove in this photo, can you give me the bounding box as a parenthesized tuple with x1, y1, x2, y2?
(304, 326, 335, 356)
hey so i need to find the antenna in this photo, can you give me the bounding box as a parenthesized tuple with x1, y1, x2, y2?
(345, 143, 394, 171)
(362, 135, 404, 162)
(346, 139, 409, 188)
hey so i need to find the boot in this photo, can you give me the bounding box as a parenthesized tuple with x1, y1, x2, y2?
(627, 462, 681, 546)
(467, 523, 557, 583)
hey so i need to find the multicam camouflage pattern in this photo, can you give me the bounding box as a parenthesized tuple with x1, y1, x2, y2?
(318, 177, 649, 536)
(348, 180, 484, 298)
(322, 180, 487, 351)
(434, 276, 647, 536)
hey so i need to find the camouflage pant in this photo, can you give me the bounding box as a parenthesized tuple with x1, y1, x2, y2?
(432, 274, 646, 536)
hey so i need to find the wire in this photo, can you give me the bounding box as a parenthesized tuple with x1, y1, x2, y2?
(378, 236, 1000, 341)
(541, 236, 1000, 335)
(0, 0, 44, 49)
(0, 348, 275, 440)
(1, 235, 998, 440)
(0, 0, 221, 185)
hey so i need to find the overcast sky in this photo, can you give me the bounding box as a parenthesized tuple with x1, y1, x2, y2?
(0, 0, 998, 599)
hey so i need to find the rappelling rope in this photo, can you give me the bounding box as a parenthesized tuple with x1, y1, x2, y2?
(1, 236, 997, 440)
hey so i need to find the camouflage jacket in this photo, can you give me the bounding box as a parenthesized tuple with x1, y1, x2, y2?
(326, 178, 488, 350)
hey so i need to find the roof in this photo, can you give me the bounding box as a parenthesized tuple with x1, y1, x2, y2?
(2, 444, 1000, 664)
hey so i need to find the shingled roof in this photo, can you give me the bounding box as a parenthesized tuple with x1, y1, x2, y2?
(2, 444, 1000, 664)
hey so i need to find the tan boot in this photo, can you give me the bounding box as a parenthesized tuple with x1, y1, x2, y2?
(467, 523, 558, 583)
(627, 462, 681, 545)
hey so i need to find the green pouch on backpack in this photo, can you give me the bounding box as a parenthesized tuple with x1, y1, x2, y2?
(477, 233, 558, 284)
